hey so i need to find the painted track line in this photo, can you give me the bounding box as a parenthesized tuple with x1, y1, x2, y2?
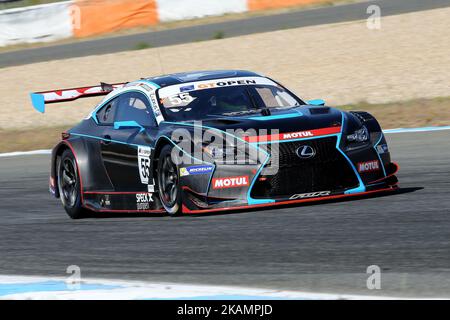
(0, 125, 449, 158)
(0, 149, 51, 158)
(383, 125, 450, 134)
(0, 275, 414, 300)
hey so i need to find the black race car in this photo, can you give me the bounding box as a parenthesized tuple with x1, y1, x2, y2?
(30, 70, 399, 218)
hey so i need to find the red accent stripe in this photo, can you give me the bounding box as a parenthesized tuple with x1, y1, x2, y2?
(243, 126, 341, 143)
(84, 191, 152, 195)
(63, 141, 84, 205)
(368, 162, 400, 184)
(182, 186, 398, 214)
(84, 203, 165, 213)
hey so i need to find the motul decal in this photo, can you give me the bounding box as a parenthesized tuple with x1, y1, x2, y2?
(212, 176, 249, 189)
(358, 160, 380, 173)
(243, 127, 341, 143)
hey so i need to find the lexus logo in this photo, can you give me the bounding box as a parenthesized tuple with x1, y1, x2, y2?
(296, 145, 316, 159)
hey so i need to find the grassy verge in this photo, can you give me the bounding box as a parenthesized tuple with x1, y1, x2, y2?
(340, 96, 450, 129)
(0, 125, 69, 153)
(1, 96, 449, 153)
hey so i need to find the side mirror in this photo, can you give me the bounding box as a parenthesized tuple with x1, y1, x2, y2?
(307, 99, 325, 106)
(113, 121, 144, 132)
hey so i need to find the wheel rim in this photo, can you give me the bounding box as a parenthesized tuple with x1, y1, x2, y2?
(160, 154, 179, 207)
(60, 158, 78, 207)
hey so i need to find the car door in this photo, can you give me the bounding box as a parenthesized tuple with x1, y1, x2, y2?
(100, 91, 157, 192)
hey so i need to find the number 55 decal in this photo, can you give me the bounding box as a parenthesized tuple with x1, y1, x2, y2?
(138, 146, 151, 184)
(168, 93, 194, 106)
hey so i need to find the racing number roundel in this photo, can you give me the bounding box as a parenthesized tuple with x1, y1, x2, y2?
(138, 146, 151, 184)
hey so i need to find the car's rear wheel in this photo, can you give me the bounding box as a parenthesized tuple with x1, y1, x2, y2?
(157, 145, 182, 216)
(57, 149, 86, 219)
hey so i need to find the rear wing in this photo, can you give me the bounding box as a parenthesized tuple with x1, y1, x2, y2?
(30, 82, 126, 113)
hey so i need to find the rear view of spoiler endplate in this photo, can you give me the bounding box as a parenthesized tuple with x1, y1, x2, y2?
(30, 82, 126, 113)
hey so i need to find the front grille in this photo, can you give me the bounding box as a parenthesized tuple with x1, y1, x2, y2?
(250, 137, 359, 198)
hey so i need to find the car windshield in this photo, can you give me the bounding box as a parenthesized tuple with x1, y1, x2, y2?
(157, 77, 304, 121)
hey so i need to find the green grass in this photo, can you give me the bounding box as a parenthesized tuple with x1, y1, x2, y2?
(212, 31, 225, 40)
(132, 42, 152, 50)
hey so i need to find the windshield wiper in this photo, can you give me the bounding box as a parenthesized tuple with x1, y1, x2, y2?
(245, 87, 271, 116)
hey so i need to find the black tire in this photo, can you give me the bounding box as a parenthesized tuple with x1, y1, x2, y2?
(157, 145, 182, 216)
(57, 149, 87, 219)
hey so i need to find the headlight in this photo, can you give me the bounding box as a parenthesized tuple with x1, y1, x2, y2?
(202, 144, 235, 160)
(346, 125, 369, 143)
(202, 142, 255, 164)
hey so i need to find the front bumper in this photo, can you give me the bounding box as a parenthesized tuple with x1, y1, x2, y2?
(181, 161, 399, 214)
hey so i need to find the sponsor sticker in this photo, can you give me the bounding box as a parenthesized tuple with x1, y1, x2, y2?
(197, 79, 257, 90)
(180, 165, 214, 177)
(358, 160, 380, 173)
(212, 176, 249, 189)
(289, 191, 331, 200)
(376, 144, 389, 154)
(180, 85, 195, 92)
(158, 77, 277, 100)
(138, 146, 152, 184)
(149, 93, 164, 124)
(283, 131, 313, 140)
(136, 192, 154, 210)
(243, 127, 342, 143)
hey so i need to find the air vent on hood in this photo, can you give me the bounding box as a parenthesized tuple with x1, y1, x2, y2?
(203, 118, 243, 126)
(309, 107, 330, 115)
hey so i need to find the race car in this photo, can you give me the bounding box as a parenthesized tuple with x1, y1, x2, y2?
(30, 70, 399, 218)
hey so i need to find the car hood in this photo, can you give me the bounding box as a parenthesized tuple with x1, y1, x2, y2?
(159, 105, 345, 142)
(201, 105, 342, 132)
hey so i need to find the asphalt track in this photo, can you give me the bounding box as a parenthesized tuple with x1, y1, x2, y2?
(0, 131, 449, 298)
(1, 0, 450, 67)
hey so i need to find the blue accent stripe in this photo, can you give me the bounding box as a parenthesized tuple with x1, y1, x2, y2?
(156, 135, 215, 195)
(161, 121, 271, 205)
(156, 135, 214, 166)
(337, 112, 366, 194)
(307, 99, 325, 106)
(92, 85, 161, 124)
(247, 152, 274, 205)
(373, 133, 387, 177)
(71, 132, 215, 194)
(0, 281, 121, 296)
(248, 112, 303, 121)
(114, 121, 145, 132)
(72, 131, 213, 166)
(70, 132, 141, 148)
(384, 126, 450, 134)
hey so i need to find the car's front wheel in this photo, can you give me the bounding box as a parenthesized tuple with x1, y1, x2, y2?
(57, 149, 86, 219)
(157, 145, 182, 216)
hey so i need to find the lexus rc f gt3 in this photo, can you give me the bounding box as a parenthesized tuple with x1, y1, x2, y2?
(30, 70, 399, 218)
